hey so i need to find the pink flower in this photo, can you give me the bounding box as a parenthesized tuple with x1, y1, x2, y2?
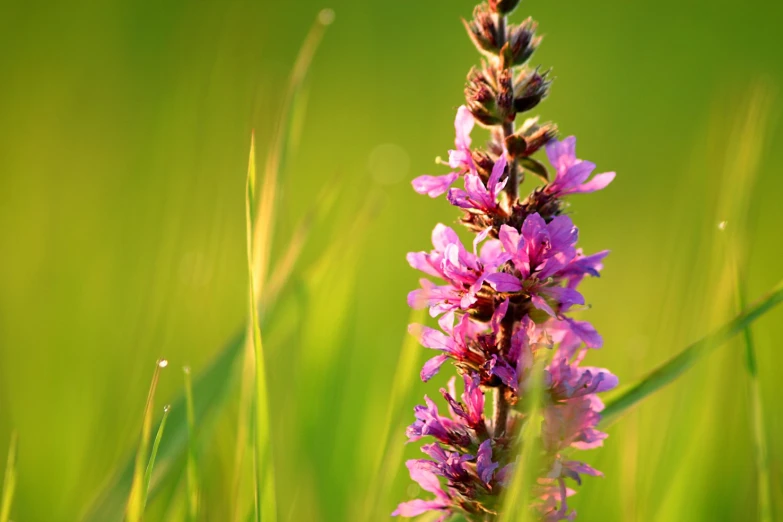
(447, 154, 507, 214)
(412, 106, 476, 197)
(392, 461, 451, 517)
(545, 137, 615, 196)
(407, 224, 510, 316)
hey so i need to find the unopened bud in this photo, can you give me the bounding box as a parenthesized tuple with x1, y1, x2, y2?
(507, 117, 558, 158)
(508, 18, 541, 67)
(489, 0, 521, 15)
(513, 68, 551, 113)
(471, 149, 497, 180)
(465, 65, 514, 126)
(463, 4, 501, 57)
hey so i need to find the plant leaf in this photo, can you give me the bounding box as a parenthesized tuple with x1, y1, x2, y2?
(601, 280, 783, 427)
(143, 405, 171, 511)
(126, 359, 167, 522)
(0, 431, 17, 522)
(80, 335, 244, 522)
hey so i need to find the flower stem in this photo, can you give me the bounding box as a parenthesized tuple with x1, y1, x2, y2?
(493, 387, 509, 438)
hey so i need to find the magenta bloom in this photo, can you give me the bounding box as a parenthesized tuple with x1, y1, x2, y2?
(545, 137, 615, 197)
(412, 106, 476, 197)
(407, 224, 509, 316)
(496, 213, 609, 317)
(392, 462, 451, 518)
(447, 154, 508, 214)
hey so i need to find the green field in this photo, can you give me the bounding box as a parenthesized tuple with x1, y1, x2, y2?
(1, 0, 782, 520)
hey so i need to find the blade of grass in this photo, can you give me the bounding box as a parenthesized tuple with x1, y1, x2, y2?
(246, 132, 278, 522)
(601, 280, 783, 427)
(231, 12, 334, 520)
(142, 405, 171, 511)
(737, 285, 772, 522)
(81, 335, 243, 522)
(183, 367, 199, 521)
(0, 431, 17, 522)
(82, 12, 337, 521)
(360, 307, 426, 519)
(252, 8, 334, 299)
(724, 83, 774, 522)
(126, 358, 168, 522)
(500, 358, 545, 522)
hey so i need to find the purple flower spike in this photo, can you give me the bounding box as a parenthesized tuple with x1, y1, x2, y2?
(398, 2, 618, 520)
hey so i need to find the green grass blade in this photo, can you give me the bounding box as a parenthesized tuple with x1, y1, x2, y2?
(232, 12, 334, 521)
(81, 335, 244, 522)
(500, 358, 545, 522)
(183, 367, 199, 522)
(246, 134, 277, 522)
(0, 431, 17, 522)
(360, 308, 426, 519)
(126, 359, 167, 522)
(142, 405, 171, 511)
(601, 280, 783, 427)
(739, 287, 772, 522)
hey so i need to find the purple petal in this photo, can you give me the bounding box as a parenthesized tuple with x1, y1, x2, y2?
(545, 136, 577, 173)
(547, 215, 578, 252)
(574, 171, 615, 194)
(406, 252, 441, 278)
(531, 294, 556, 317)
(490, 299, 510, 334)
(431, 224, 460, 252)
(521, 213, 547, 243)
(412, 173, 459, 197)
(476, 440, 499, 484)
(446, 187, 472, 209)
(485, 272, 523, 292)
(565, 318, 603, 349)
(559, 161, 596, 189)
(581, 367, 619, 392)
(498, 224, 521, 254)
(392, 499, 446, 517)
(454, 105, 475, 151)
(488, 154, 507, 189)
(406, 461, 445, 496)
(415, 325, 455, 352)
(421, 355, 449, 382)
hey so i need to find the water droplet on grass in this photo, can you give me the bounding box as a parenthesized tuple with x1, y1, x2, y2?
(319, 9, 335, 26)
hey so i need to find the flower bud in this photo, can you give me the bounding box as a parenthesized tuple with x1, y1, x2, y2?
(489, 0, 521, 15)
(508, 17, 541, 66)
(513, 68, 551, 113)
(471, 149, 497, 181)
(506, 117, 558, 159)
(465, 64, 515, 126)
(463, 4, 501, 57)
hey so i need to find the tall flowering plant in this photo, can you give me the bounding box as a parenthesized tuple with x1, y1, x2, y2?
(395, 1, 617, 520)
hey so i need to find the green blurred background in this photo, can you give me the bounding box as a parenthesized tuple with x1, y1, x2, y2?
(1, 0, 783, 520)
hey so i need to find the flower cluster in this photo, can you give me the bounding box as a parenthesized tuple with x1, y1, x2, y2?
(395, 2, 617, 520)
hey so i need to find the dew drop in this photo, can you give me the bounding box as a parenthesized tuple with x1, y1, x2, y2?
(183, 366, 191, 375)
(718, 221, 728, 231)
(158, 359, 169, 368)
(163, 405, 171, 413)
(319, 8, 335, 26)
